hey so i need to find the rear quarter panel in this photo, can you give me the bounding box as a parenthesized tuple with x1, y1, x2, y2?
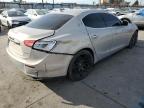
(48, 16, 98, 62)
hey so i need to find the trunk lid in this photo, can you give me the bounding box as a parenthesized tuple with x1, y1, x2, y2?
(8, 26, 55, 58)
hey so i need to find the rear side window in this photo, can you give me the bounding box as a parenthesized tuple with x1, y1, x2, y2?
(101, 13, 121, 27)
(26, 14, 73, 30)
(82, 13, 105, 28)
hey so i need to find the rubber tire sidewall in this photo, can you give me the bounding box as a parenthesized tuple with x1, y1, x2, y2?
(128, 31, 138, 49)
(68, 50, 94, 81)
(7, 21, 11, 29)
(0, 20, 1, 32)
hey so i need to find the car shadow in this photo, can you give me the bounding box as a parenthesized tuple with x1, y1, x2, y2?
(37, 37, 144, 108)
(138, 27, 144, 31)
(136, 39, 144, 49)
(38, 50, 137, 107)
(39, 50, 129, 107)
(40, 77, 97, 107)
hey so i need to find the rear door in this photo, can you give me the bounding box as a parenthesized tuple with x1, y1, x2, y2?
(82, 13, 115, 59)
(101, 13, 130, 50)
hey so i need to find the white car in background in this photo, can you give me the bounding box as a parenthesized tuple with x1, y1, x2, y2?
(118, 8, 144, 27)
(7, 9, 138, 81)
(105, 8, 117, 15)
(0, 10, 31, 28)
(25, 9, 48, 20)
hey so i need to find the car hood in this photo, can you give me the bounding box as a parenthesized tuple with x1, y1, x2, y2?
(8, 16, 30, 22)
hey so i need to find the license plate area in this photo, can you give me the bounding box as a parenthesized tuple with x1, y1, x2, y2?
(8, 39, 23, 56)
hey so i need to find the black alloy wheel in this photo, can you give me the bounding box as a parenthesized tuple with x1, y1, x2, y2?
(68, 50, 94, 81)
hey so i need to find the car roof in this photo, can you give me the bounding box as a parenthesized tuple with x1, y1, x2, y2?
(50, 9, 106, 16)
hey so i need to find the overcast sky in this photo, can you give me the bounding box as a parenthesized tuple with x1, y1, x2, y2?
(1, 0, 143, 5)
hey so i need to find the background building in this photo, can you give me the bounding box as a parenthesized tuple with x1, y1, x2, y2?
(100, 0, 109, 4)
(100, 0, 125, 4)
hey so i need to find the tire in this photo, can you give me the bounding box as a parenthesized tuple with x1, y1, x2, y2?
(7, 21, 11, 29)
(68, 50, 94, 81)
(121, 18, 131, 23)
(128, 31, 138, 49)
(0, 20, 1, 32)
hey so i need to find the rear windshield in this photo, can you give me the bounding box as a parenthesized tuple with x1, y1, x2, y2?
(8, 11, 26, 17)
(26, 14, 73, 30)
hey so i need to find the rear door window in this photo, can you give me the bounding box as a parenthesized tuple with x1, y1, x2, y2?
(82, 13, 106, 28)
(26, 14, 73, 30)
(101, 13, 121, 27)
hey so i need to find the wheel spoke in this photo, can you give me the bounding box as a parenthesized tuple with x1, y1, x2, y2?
(72, 54, 92, 79)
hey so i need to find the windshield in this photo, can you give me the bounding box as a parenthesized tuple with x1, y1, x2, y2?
(36, 10, 47, 15)
(26, 14, 73, 30)
(8, 11, 26, 17)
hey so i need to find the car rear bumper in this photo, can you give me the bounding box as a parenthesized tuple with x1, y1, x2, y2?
(6, 48, 73, 78)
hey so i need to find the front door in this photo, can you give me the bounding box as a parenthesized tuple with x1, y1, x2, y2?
(82, 13, 114, 59)
(101, 13, 129, 50)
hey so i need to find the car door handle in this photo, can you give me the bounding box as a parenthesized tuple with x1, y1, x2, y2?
(92, 35, 98, 38)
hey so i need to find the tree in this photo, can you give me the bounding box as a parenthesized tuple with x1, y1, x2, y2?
(13, 0, 23, 3)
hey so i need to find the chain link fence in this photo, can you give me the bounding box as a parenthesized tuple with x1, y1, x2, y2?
(0, 2, 144, 9)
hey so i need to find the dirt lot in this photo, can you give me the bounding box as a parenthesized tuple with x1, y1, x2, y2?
(0, 29, 144, 108)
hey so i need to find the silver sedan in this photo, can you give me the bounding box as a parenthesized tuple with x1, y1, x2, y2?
(7, 9, 138, 81)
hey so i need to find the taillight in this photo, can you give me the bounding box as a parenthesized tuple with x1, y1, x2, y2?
(33, 40, 57, 52)
(24, 40, 36, 47)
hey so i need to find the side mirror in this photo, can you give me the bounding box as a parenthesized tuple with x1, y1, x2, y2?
(121, 20, 129, 26)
